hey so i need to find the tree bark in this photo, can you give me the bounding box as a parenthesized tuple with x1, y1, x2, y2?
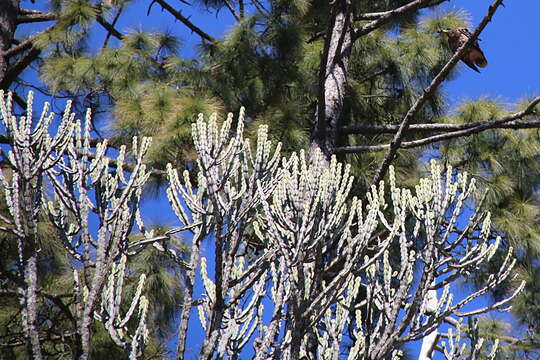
(19, 178, 44, 359)
(311, 0, 353, 165)
(418, 289, 438, 360)
(175, 235, 201, 360)
(0, 0, 19, 87)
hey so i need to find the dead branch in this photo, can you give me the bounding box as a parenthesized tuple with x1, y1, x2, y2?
(151, 0, 217, 43)
(335, 97, 540, 154)
(354, 0, 448, 38)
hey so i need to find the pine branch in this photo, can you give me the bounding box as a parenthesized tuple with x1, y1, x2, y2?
(355, 12, 387, 21)
(152, 0, 218, 43)
(223, 0, 240, 22)
(95, 11, 165, 70)
(11, 92, 27, 109)
(339, 99, 540, 135)
(334, 97, 540, 154)
(41, 292, 77, 326)
(354, 0, 448, 39)
(239, 0, 245, 18)
(370, 0, 506, 186)
(4, 23, 57, 59)
(17, 10, 57, 24)
(96, 15, 123, 40)
(356, 68, 389, 84)
(18, 8, 53, 15)
(307, 30, 325, 43)
(1, 47, 41, 90)
(252, 0, 270, 17)
(12, 9, 123, 55)
(102, 7, 123, 48)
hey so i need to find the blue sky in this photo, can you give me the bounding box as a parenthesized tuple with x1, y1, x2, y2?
(20, 0, 539, 112)
(442, 1, 540, 106)
(112, 0, 540, 106)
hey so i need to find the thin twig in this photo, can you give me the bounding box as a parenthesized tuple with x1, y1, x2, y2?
(356, 68, 389, 84)
(96, 15, 123, 40)
(102, 5, 125, 48)
(223, 0, 240, 22)
(252, 0, 270, 17)
(152, 0, 218, 43)
(354, 0, 448, 39)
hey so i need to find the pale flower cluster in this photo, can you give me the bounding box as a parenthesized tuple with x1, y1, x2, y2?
(0, 92, 523, 359)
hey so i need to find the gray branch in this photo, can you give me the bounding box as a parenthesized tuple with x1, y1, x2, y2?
(151, 0, 217, 43)
(354, 0, 448, 38)
(335, 97, 540, 153)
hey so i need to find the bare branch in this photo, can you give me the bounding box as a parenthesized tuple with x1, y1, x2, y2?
(370, 0, 505, 185)
(355, 12, 388, 21)
(17, 10, 57, 24)
(96, 15, 124, 40)
(102, 5, 125, 48)
(239, 0, 245, 18)
(4, 23, 56, 58)
(339, 98, 539, 134)
(223, 0, 240, 22)
(354, 0, 448, 39)
(335, 97, 540, 154)
(151, 0, 218, 43)
(1, 47, 41, 89)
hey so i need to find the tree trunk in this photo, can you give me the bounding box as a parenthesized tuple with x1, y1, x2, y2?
(19, 178, 44, 360)
(311, 0, 353, 165)
(22, 253, 43, 360)
(418, 289, 439, 360)
(175, 233, 202, 360)
(0, 0, 19, 87)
